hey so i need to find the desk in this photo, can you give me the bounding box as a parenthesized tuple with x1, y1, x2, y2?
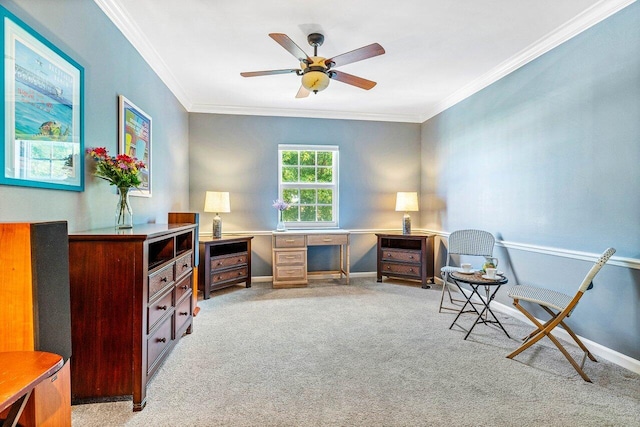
(272, 230, 350, 288)
(0, 351, 64, 427)
(448, 271, 510, 340)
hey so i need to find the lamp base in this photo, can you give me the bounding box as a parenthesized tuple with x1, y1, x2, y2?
(402, 213, 411, 235)
(213, 215, 222, 238)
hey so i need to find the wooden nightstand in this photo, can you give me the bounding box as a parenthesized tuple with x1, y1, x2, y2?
(199, 236, 253, 299)
(376, 233, 435, 288)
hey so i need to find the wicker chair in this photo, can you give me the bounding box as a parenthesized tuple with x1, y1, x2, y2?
(506, 247, 616, 382)
(439, 229, 495, 313)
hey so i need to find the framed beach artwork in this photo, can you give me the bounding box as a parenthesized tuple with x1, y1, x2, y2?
(118, 95, 151, 197)
(0, 6, 84, 191)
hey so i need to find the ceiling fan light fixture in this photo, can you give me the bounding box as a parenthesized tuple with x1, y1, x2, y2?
(301, 70, 330, 93)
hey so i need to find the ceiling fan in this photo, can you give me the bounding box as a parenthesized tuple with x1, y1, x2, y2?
(240, 33, 385, 98)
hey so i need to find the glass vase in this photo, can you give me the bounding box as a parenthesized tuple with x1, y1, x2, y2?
(276, 210, 286, 232)
(115, 187, 133, 229)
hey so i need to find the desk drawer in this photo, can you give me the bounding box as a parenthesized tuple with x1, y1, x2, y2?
(381, 249, 421, 264)
(307, 234, 348, 246)
(381, 262, 421, 278)
(274, 250, 306, 265)
(274, 235, 305, 248)
(275, 265, 306, 281)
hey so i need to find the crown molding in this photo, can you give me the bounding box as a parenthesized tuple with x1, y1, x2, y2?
(93, 0, 193, 110)
(418, 0, 637, 122)
(189, 103, 422, 123)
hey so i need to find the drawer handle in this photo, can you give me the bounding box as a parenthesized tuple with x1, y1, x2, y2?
(238, 258, 243, 262)
(238, 272, 243, 276)
(386, 266, 391, 270)
(217, 276, 223, 280)
(386, 253, 392, 258)
(157, 305, 168, 310)
(409, 268, 414, 272)
(218, 261, 224, 266)
(157, 337, 167, 343)
(160, 277, 168, 283)
(179, 311, 189, 316)
(284, 255, 296, 259)
(285, 239, 295, 243)
(409, 255, 414, 259)
(182, 263, 189, 268)
(180, 285, 189, 290)
(323, 238, 332, 242)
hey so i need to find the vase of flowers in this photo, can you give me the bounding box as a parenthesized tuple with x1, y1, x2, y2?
(272, 199, 289, 232)
(87, 147, 146, 229)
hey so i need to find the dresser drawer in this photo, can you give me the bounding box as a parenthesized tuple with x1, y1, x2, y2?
(147, 315, 172, 373)
(274, 235, 305, 248)
(381, 249, 421, 264)
(274, 250, 306, 265)
(307, 234, 348, 246)
(174, 294, 192, 334)
(148, 263, 175, 301)
(174, 275, 192, 303)
(381, 262, 422, 278)
(211, 252, 248, 271)
(175, 252, 192, 279)
(275, 265, 306, 281)
(211, 266, 248, 284)
(148, 290, 172, 332)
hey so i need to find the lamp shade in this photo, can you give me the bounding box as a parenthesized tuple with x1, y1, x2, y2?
(204, 191, 230, 213)
(395, 192, 419, 212)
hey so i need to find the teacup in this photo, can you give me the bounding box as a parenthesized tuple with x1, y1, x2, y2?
(485, 268, 497, 279)
(461, 263, 472, 273)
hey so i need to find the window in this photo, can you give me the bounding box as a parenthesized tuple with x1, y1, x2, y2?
(278, 144, 339, 228)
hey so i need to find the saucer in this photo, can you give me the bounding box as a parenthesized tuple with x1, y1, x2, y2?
(482, 274, 501, 280)
(457, 270, 475, 275)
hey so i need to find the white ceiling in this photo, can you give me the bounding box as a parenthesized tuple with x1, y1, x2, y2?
(95, 0, 633, 123)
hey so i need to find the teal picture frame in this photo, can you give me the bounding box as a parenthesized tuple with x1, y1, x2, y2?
(0, 6, 84, 191)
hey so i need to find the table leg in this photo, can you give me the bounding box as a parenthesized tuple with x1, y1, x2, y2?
(449, 282, 482, 331)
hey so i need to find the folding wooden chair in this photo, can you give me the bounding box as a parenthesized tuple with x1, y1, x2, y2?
(439, 229, 495, 313)
(506, 248, 616, 382)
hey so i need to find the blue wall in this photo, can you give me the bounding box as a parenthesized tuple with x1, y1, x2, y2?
(0, 0, 190, 231)
(421, 2, 640, 359)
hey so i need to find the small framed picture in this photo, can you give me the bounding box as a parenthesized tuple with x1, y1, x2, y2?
(0, 6, 84, 191)
(118, 95, 151, 197)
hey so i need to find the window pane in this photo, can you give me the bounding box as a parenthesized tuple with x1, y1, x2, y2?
(300, 151, 315, 165)
(317, 151, 332, 166)
(300, 189, 316, 204)
(282, 151, 298, 166)
(300, 205, 316, 221)
(282, 206, 298, 221)
(317, 206, 332, 221)
(317, 167, 332, 183)
(282, 167, 298, 182)
(300, 167, 315, 182)
(283, 189, 299, 204)
(318, 189, 332, 204)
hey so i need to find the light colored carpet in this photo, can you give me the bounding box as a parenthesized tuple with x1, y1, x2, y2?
(72, 278, 640, 426)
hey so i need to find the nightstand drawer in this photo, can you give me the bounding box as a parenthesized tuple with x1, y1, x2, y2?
(274, 235, 305, 248)
(381, 262, 421, 278)
(382, 249, 421, 264)
(211, 252, 248, 270)
(307, 234, 348, 246)
(211, 266, 248, 284)
(274, 250, 306, 265)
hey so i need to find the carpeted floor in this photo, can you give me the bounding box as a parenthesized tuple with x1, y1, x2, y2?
(71, 278, 640, 426)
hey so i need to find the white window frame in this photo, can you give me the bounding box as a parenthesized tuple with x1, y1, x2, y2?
(278, 144, 339, 229)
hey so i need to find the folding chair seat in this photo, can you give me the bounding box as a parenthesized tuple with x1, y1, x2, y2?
(506, 247, 616, 382)
(439, 229, 495, 313)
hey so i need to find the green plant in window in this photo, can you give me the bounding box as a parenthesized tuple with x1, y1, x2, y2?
(283, 189, 299, 204)
(282, 206, 299, 221)
(300, 189, 316, 204)
(317, 206, 332, 221)
(317, 151, 332, 166)
(318, 189, 332, 204)
(300, 167, 315, 182)
(300, 151, 315, 165)
(282, 151, 298, 165)
(282, 167, 298, 182)
(317, 167, 332, 183)
(300, 205, 316, 221)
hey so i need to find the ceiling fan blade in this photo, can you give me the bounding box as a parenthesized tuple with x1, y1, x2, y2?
(295, 86, 310, 98)
(325, 43, 385, 68)
(269, 33, 311, 64)
(330, 70, 377, 90)
(240, 69, 300, 77)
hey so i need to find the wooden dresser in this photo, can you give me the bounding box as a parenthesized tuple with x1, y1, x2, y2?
(68, 223, 196, 411)
(199, 236, 253, 299)
(376, 233, 435, 288)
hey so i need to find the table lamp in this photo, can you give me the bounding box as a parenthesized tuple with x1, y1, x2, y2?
(395, 192, 419, 235)
(204, 191, 230, 238)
